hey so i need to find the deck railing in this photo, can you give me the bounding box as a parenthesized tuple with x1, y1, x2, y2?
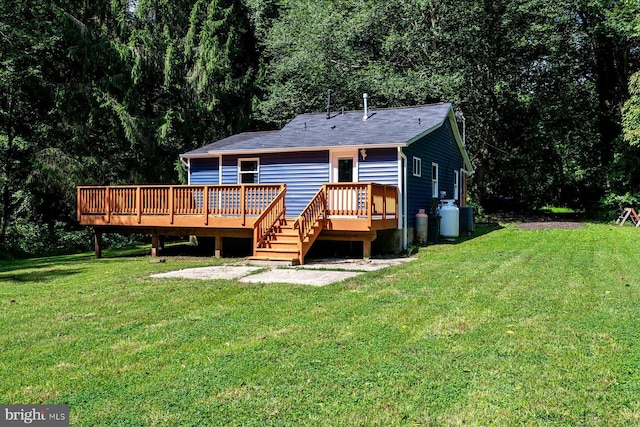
(325, 183, 398, 226)
(253, 188, 287, 248)
(78, 183, 397, 232)
(293, 186, 327, 263)
(294, 187, 327, 240)
(77, 184, 285, 228)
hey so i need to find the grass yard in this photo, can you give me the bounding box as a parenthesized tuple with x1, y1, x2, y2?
(1, 224, 640, 426)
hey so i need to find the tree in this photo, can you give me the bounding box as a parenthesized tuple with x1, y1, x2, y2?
(623, 72, 640, 146)
(1, 0, 260, 256)
(622, 6, 640, 147)
(0, 1, 59, 243)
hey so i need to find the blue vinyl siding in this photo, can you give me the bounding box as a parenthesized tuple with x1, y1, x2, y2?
(212, 151, 330, 216)
(188, 148, 402, 218)
(221, 155, 239, 184)
(358, 148, 398, 185)
(402, 120, 464, 228)
(189, 158, 219, 184)
(260, 151, 329, 216)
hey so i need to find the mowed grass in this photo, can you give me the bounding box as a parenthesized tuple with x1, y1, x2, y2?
(1, 224, 640, 426)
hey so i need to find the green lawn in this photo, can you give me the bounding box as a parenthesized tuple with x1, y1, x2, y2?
(1, 224, 640, 426)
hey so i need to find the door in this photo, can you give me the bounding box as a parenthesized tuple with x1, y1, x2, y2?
(338, 158, 354, 182)
(330, 149, 357, 183)
(330, 150, 358, 214)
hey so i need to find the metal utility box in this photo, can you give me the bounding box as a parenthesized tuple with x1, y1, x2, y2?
(459, 206, 475, 234)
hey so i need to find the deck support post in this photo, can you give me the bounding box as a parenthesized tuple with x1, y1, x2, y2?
(94, 228, 103, 259)
(151, 233, 161, 257)
(363, 240, 372, 259)
(214, 233, 223, 258)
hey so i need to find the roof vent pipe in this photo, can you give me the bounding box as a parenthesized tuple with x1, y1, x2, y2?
(326, 89, 333, 119)
(363, 93, 369, 121)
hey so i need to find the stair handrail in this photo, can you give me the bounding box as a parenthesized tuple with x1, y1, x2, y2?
(253, 185, 287, 249)
(293, 186, 327, 262)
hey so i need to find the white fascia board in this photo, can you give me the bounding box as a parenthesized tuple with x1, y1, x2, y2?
(180, 143, 405, 158)
(446, 108, 474, 174)
(180, 152, 222, 159)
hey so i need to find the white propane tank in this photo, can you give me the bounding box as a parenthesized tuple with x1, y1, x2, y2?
(415, 209, 428, 244)
(439, 199, 459, 238)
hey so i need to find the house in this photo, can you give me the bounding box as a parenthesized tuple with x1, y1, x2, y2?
(77, 97, 473, 264)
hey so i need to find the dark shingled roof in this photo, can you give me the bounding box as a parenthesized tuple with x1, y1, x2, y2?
(182, 103, 453, 156)
(183, 130, 278, 156)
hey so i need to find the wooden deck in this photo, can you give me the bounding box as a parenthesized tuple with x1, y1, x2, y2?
(77, 184, 284, 228)
(77, 183, 398, 263)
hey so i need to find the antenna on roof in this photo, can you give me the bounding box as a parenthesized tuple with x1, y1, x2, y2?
(326, 89, 333, 119)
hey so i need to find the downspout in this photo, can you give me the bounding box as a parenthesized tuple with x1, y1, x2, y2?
(398, 148, 408, 251)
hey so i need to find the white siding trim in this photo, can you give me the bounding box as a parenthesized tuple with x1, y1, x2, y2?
(431, 162, 439, 198)
(412, 156, 422, 177)
(453, 169, 460, 200)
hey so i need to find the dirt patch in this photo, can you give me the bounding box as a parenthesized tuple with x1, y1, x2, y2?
(516, 221, 584, 230)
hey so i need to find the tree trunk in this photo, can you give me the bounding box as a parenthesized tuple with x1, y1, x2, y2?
(0, 184, 9, 244)
(0, 110, 14, 245)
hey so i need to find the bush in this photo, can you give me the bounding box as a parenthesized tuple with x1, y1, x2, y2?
(0, 219, 147, 259)
(595, 191, 640, 222)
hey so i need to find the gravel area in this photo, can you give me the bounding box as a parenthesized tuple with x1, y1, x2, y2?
(516, 221, 584, 230)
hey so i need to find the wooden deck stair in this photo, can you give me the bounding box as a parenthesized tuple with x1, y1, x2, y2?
(252, 186, 328, 265)
(253, 221, 301, 263)
(252, 217, 325, 264)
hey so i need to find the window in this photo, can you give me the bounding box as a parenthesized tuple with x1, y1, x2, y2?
(412, 157, 422, 177)
(338, 158, 354, 182)
(453, 170, 460, 200)
(238, 158, 259, 184)
(431, 163, 439, 198)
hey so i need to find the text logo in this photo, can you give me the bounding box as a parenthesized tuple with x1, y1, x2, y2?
(1, 406, 69, 427)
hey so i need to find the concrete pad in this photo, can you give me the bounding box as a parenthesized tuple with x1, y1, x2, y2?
(293, 257, 416, 272)
(150, 266, 262, 280)
(239, 268, 361, 286)
(150, 257, 414, 286)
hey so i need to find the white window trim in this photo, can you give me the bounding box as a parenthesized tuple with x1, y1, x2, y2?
(412, 156, 422, 177)
(330, 148, 358, 183)
(431, 162, 439, 198)
(238, 157, 260, 184)
(453, 169, 460, 200)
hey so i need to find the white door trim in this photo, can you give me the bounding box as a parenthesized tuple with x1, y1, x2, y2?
(330, 148, 358, 183)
